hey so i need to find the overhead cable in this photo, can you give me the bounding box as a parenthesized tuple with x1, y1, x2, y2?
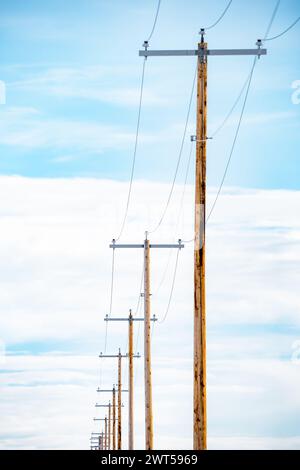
(203, 0, 233, 31)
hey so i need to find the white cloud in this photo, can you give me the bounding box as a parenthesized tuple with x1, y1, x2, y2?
(9, 65, 168, 107)
(0, 106, 155, 152)
(0, 177, 300, 449)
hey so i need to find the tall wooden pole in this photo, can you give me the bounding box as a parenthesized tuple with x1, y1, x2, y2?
(128, 310, 134, 450)
(108, 402, 111, 450)
(118, 349, 122, 450)
(144, 236, 153, 450)
(112, 386, 116, 450)
(194, 38, 207, 450)
(104, 416, 108, 450)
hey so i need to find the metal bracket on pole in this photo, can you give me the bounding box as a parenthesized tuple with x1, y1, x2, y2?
(191, 135, 212, 142)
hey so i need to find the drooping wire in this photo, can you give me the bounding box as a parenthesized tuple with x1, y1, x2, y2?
(103, 247, 115, 353)
(122, 258, 144, 359)
(147, 0, 162, 42)
(136, 298, 143, 351)
(158, 248, 181, 324)
(115, 58, 146, 241)
(210, 1, 280, 139)
(206, 56, 257, 222)
(153, 140, 194, 295)
(210, 71, 251, 138)
(180, 69, 252, 241)
(203, 0, 233, 31)
(109, 249, 115, 317)
(263, 15, 300, 41)
(134, 298, 143, 386)
(263, 0, 281, 43)
(98, 247, 116, 390)
(206, 0, 281, 222)
(151, 317, 156, 344)
(178, 140, 195, 235)
(93, 0, 163, 424)
(148, 65, 197, 234)
(134, 257, 144, 316)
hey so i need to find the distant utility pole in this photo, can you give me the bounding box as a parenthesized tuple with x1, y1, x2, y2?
(105, 309, 156, 449)
(139, 34, 266, 450)
(112, 386, 116, 449)
(90, 431, 103, 451)
(90, 434, 101, 451)
(108, 402, 111, 450)
(104, 416, 107, 450)
(110, 236, 184, 449)
(93, 420, 115, 450)
(99, 349, 136, 449)
(96, 387, 124, 450)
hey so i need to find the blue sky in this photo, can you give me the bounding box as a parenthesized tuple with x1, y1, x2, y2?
(0, 0, 299, 186)
(1, 0, 300, 450)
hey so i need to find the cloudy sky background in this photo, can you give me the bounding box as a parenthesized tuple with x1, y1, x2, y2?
(0, 0, 300, 449)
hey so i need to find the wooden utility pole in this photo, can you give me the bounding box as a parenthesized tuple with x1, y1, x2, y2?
(139, 34, 266, 450)
(144, 236, 153, 449)
(104, 312, 153, 450)
(118, 349, 122, 450)
(194, 37, 207, 451)
(128, 310, 134, 450)
(97, 354, 128, 450)
(110, 237, 183, 449)
(112, 386, 116, 450)
(104, 416, 107, 450)
(90, 432, 102, 450)
(95, 387, 125, 450)
(108, 402, 111, 450)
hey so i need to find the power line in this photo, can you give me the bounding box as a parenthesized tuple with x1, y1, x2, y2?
(206, 0, 281, 222)
(158, 248, 181, 324)
(114, 0, 163, 241)
(134, 258, 144, 316)
(95, 0, 163, 412)
(104, 247, 116, 353)
(134, 298, 143, 387)
(210, 70, 251, 138)
(203, 0, 233, 31)
(148, 65, 197, 234)
(206, 56, 257, 222)
(177, 139, 194, 235)
(263, 0, 281, 42)
(263, 15, 300, 41)
(209, 1, 280, 138)
(153, 140, 194, 296)
(109, 248, 116, 317)
(151, 316, 156, 344)
(147, 0, 162, 42)
(115, 58, 146, 241)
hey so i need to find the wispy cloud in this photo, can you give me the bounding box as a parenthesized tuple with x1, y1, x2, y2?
(0, 106, 155, 152)
(9, 66, 167, 107)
